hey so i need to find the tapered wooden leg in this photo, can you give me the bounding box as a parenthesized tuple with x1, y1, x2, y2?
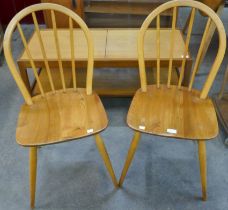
(119, 131, 141, 187)
(18, 62, 32, 94)
(198, 140, 207, 201)
(94, 134, 118, 187)
(30, 147, 37, 208)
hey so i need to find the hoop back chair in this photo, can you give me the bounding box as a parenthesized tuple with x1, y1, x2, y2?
(119, 0, 226, 201)
(3, 3, 117, 208)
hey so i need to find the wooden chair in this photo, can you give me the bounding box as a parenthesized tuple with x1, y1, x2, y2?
(119, 0, 226, 201)
(3, 3, 118, 208)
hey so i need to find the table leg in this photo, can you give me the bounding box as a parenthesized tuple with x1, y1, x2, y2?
(18, 62, 32, 94)
(183, 59, 192, 87)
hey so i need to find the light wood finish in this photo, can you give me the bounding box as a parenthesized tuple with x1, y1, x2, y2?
(168, 7, 177, 87)
(3, 3, 117, 208)
(183, 3, 224, 74)
(51, 10, 66, 91)
(32, 67, 179, 96)
(178, 8, 195, 88)
(32, 12, 55, 92)
(85, 0, 173, 16)
(105, 29, 186, 60)
(121, 0, 226, 200)
(41, 0, 85, 27)
(18, 28, 190, 96)
(137, 0, 226, 97)
(188, 17, 212, 91)
(183, 1, 224, 33)
(20, 29, 106, 61)
(197, 3, 224, 75)
(17, 89, 108, 146)
(19, 28, 186, 61)
(119, 131, 141, 186)
(69, 17, 77, 90)
(17, 22, 45, 97)
(198, 141, 207, 201)
(127, 85, 218, 139)
(156, 15, 160, 88)
(94, 134, 118, 187)
(4, 3, 95, 101)
(30, 147, 37, 209)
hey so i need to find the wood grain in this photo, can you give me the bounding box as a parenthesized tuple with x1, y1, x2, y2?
(18, 28, 187, 97)
(16, 89, 108, 146)
(30, 147, 37, 208)
(119, 131, 141, 186)
(41, 0, 85, 27)
(94, 134, 118, 187)
(85, 0, 173, 16)
(198, 140, 207, 201)
(120, 0, 226, 198)
(106, 29, 186, 60)
(19, 28, 187, 62)
(20, 29, 107, 61)
(167, 7, 177, 87)
(32, 67, 179, 96)
(4, 4, 117, 209)
(51, 10, 66, 91)
(137, 0, 226, 95)
(127, 85, 218, 140)
(32, 12, 55, 92)
(4, 3, 95, 101)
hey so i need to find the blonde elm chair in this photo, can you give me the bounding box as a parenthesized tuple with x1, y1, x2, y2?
(3, 3, 118, 208)
(119, 0, 226, 201)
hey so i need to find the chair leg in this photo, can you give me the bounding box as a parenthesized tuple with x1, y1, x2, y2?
(198, 140, 207, 201)
(94, 134, 118, 187)
(30, 147, 37, 208)
(119, 131, 141, 187)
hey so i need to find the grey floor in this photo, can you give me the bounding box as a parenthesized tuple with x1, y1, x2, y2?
(0, 8, 228, 210)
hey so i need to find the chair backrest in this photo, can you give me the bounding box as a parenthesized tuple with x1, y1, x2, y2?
(3, 3, 94, 105)
(138, 0, 226, 99)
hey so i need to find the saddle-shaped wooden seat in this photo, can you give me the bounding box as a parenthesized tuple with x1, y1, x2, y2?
(17, 89, 108, 146)
(127, 85, 218, 140)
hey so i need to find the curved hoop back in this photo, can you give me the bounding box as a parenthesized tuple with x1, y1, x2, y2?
(3, 3, 94, 105)
(138, 0, 226, 99)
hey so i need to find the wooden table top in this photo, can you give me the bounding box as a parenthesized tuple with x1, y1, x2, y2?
(19, 28, 189, 63)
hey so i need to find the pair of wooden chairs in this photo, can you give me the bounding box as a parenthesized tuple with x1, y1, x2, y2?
(3, 0, 226, 208)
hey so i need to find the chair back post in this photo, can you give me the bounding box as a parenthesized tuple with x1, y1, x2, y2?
(4, 19, 33, 105)
(3, 3, 94, 105)
(137, 0, 226, 96)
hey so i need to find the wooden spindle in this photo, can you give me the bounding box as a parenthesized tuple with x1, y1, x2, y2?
(51, 10, 66, 91)
(156, 15, 160, 88)
(188, 18, 212, 91)
(69, 17, 76, 90)
(32, 12, 55, 93)
(17, 23, 45, 96)
(178, 8, 195, 88)
(167, 7, 177, 87)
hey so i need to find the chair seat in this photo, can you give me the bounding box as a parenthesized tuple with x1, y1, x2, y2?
(16, 89, 108, 146)
(127, 85, 218, 140)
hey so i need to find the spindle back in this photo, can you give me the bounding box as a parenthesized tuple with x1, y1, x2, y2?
(4, 3, 94, 105)
(138, 0, 226, 99)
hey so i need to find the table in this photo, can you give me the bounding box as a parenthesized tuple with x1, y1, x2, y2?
(17, 28, 192, 96)
(213, 62, 228, 145)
